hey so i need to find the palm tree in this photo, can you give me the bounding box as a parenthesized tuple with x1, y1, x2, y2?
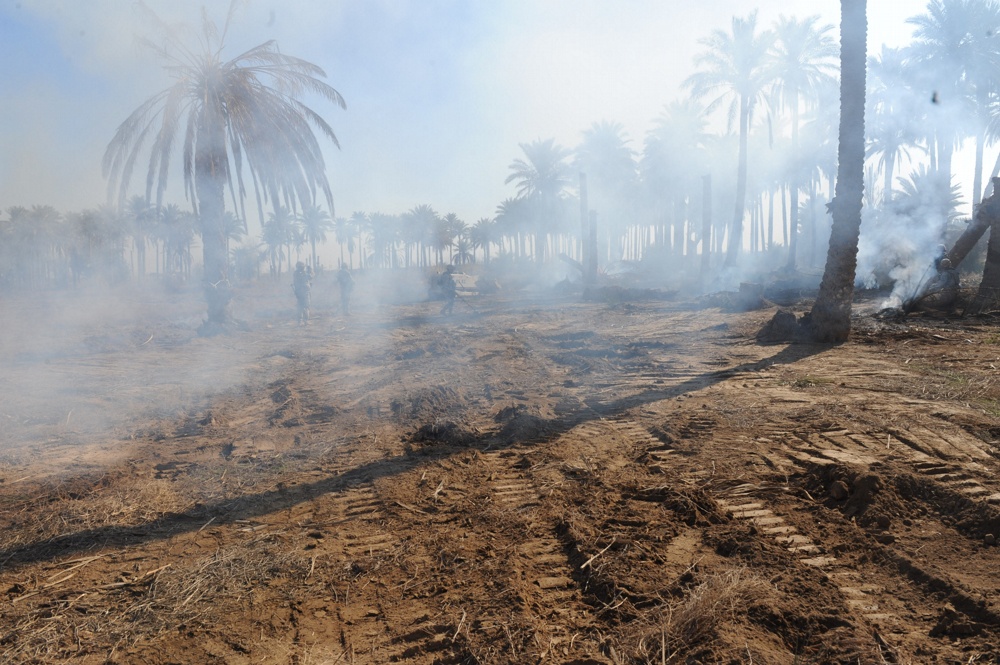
(261, 205, 297, 276)
(905, 0, 1000, 210)
(158, 203, 196, 279)
(404, 204, 440, 267)
(349, 211, 368, 268)
(441, 213, 466, 264)
(103, 2, 345, 325)
(470, 217, 496, 264)
(367, 212, 402, 268)
(769, 14, 837, 270)
(685, 12, 775, 267)
(495, 197, 532, 259)
(505, 138, 572, 263)
(574, 121, 637, 255)
(809, 0, 867, 343)
(231, 241, 262, 282)
(866, 47, 924, 205)
(641, 100, 711, 258)
(298, 204, 333, 270)
(126, 195, 154, 279)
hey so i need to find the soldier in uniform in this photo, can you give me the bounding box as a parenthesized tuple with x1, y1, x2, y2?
(337, 265, 355, 315)
(439, 264, 457, 315)
(292, 261, 313, 325)
(919, 257, 960, 310)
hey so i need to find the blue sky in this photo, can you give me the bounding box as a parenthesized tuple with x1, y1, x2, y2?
(0, 0, 920, 233)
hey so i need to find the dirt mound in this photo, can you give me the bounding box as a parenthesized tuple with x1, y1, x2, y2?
(411, 420, 476, 447)
(406, 385, 466, 420)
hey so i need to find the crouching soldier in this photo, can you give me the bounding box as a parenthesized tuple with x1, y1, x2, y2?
(915, 258, 960, 312)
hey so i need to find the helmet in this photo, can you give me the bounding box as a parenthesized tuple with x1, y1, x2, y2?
(939, 258, 952, 269)
(296, 261, 305, 270)
(445, 264, 455, 273)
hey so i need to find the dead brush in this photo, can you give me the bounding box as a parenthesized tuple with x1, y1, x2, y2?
(0, 475, 187, 552)
(149, 537, 309, 617)
(635, 567, 771, 664)
(2, 537, 309, 662)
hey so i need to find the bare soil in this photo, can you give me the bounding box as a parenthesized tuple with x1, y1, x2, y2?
(3, 274, 1000, 664)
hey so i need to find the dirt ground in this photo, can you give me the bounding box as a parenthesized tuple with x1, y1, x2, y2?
(3, 271, 1000, 664)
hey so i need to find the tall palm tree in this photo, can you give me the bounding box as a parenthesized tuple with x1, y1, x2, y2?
(574, 121, 637, 247)
(103, 1, 345, 325)
(495, 197, 532, 259)
(809, 0, 867, 342)
(441, 213, 466, 264)
(505, 138, 572, 263)
(158, 203, 196, 279)
(685, 12, 775, 267)
(769, 14, 837, 270)
(367, 212, 402, 269)
(470, 217, 496, 264)
(641, 100, 711, 257)
(298, 204, 333, 270)
(866, 47, 924, 205)
(126, 195, 154, 279)
(262, 205, 297, 276)
(905, 0, 1000, 210)
(404, 204, 440, 267)
(349, 211, 368, 268)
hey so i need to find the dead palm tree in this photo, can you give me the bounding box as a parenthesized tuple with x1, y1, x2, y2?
(103, 2, 345, 326)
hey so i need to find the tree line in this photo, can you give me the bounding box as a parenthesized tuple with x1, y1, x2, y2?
(1, 1, 991, 302)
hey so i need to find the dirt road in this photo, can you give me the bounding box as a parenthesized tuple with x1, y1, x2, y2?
(2, 279, 999, 663)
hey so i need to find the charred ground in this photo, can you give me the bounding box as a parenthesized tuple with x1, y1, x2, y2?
(2, 276, 1000, 664)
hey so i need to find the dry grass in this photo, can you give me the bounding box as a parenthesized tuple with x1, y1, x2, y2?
(1, 536, 309, 662)
(0, 474, 188, 553)
(635, 567, 772, 664)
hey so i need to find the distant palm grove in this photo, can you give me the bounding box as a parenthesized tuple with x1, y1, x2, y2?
(0, 1, 993, 292)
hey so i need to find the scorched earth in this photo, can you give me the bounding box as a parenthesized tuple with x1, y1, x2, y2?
(2, 274, 1000, 664)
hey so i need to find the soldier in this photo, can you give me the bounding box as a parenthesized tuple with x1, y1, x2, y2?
(439, 264, 457, 315)
(915, 258, 960, 312)
(292, 261, 312, 325)
(337, 265, 355, 315)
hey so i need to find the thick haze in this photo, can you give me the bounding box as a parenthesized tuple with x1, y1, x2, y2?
(1, 0, 918, 229)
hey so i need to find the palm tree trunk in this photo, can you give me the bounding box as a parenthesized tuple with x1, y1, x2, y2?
(195, 112, 232, 327)
(786, 99, 801, 270)
(726, 96, 751, 267)
(809, 0, 867, 343)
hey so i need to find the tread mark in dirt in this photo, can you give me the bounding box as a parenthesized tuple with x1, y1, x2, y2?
(715, 495, 894, 624)
(789, 431, 878, 467)
(481, 449, 586, 639)
(328, 484, 396, 557)
(486, 455, 541, 511)
(807, 429, 1000, 506)
(678, 415, 715, 439)
(380, 618, 464, 664)
(886, 424, 993, 463)
(608, 417, 674, 470)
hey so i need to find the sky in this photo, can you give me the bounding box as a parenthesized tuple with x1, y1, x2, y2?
(0, 0, 927, 235)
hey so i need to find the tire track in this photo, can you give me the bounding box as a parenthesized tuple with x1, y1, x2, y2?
(479, 447, 591, 654)
(713, 492, 896, 625)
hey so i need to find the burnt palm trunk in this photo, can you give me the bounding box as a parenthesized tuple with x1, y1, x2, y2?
(965, 182, 1000, 314)
(808, 0, 866, 343)
(195, 107, 233, 327)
